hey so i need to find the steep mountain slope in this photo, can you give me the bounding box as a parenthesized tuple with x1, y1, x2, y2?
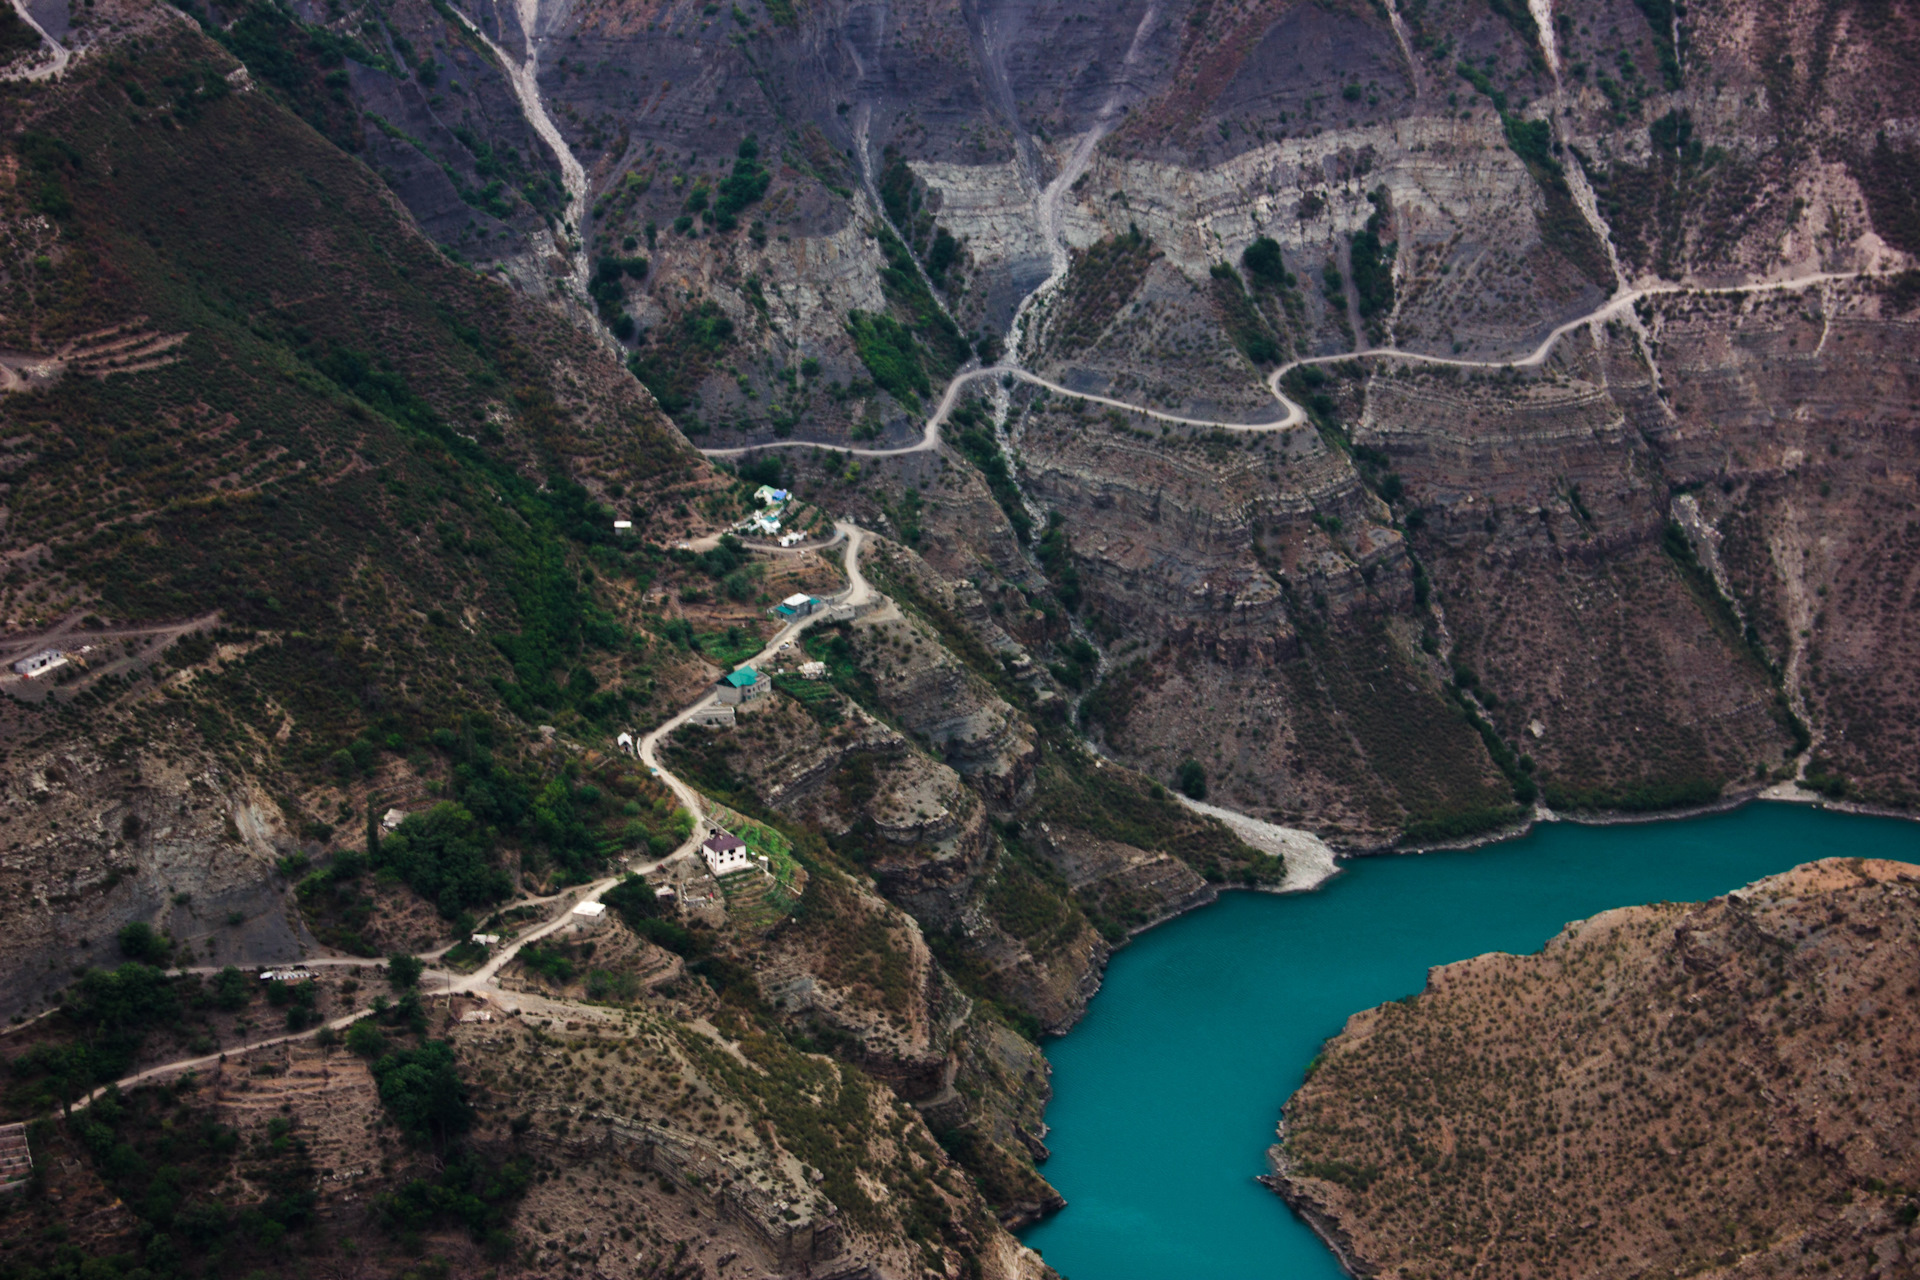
(218, 0, 1920, 842)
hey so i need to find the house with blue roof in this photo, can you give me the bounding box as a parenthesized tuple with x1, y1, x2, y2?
(770, 592, 821, 621)
(714, 666, 768, 705)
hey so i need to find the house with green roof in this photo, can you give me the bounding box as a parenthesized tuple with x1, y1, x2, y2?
(714, 665, 768, 705)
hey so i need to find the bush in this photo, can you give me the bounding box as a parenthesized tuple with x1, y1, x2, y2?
(845, 309, 929, 406)
(603, 875, 663, 929)
(346, 1020, 388, 1058)
(1242, 236, 1292, 287)
(387, 953, 425, 989)
(1176, 760, 1207, 800)
(519, 945, 575, 984)
(212, 965, 252, 1011)
(116, 921, 171, 965)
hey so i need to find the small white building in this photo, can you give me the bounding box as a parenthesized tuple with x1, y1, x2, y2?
(702, 830, 755, 878)
(778, 531, 804, 547)
(570, 901, 608, 931)
(798, 661, 828, 680)
(470, 933, 501, 947)
(10, 649, 66, 679)
(259, 968, 314, 982)
(753, 485, 790, 507)
(615, 731, 635, 756)
(613, 520, 633, 532)
(380, 807, 409, 832)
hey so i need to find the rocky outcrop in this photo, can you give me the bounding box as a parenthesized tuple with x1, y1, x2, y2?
(0, 742, 311, 1019)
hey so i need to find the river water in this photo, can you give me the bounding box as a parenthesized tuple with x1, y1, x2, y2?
(1016, 803, 1920, 1279)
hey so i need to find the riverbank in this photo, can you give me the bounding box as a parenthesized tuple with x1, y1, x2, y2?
(1016, 804, 1920, 1280)
(1264, 855, 1920, 1280)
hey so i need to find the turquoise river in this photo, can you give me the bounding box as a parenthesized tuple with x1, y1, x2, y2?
(1015, 802, 1920, 1280)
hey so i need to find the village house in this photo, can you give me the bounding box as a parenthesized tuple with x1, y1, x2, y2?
(570, 901, 607, 931)
(770, 593, 821, 622)
(10, 648, 66, 679)
(702, 830, 756, 878)
(714, 667, 768, 705)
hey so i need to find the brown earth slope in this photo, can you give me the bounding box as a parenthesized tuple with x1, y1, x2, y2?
(1267, 857, 1920, 1280)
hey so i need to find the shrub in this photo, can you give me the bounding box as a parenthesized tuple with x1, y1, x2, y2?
(346, 1020, 388, 1058)
(116, 921, 170, 965)
(387, 953, 425, 989)
(1242, 236, 1292, 287)
(370, 1041, 472, 1144)
(1176, 760, 1207, 800)
(603, 875, 663, 929)
(845, 309, 929, 406)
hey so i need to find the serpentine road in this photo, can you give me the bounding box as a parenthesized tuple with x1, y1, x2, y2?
(50, 252, 1870, 1109)
(699, 269, 1871, 460)
(66, 524, 877, 1109)
(0, 0, 69, 81)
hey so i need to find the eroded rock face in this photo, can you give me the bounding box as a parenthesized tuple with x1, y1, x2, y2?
(0, 744, 310, 1019)
(1268, 857, 1920, 1280)
(269, 0, 1920, 838)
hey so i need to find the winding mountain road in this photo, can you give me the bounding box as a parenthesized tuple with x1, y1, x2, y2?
(65, 525, 878, 1109)
(0, 0, 69, 81)
(699, 269, 1872, 461)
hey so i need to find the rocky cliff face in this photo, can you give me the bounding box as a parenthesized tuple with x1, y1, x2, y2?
(200, 0, 1920, 840)
(1267, 857, 1920, 1280)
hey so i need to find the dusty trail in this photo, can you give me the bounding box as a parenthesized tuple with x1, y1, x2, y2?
(65, 528, 877, 1107)
(451, 1, 589, 295)
(0, 0, 68, 80)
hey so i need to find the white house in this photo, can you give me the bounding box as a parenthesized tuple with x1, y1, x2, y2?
(778, 531, 804, 547)
(570, 901, 607, 931)
(381, 807, 409, 832)
(470, 933, 501, 947)
(10, 649, 66, 679)
(753, 485, 790, 507)
(798, 661, 828, 680)
(615, 731, 635, 756)
(702, 830, 755, 877)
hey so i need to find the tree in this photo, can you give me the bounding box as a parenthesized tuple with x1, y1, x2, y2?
(387, 953, 425, 990)
(1176, 760, 1208, 800)
(371, 1041, 472, 1144)
(373, 802, 511, 917)
(116, 921, 170, 965)
(211, 965, 251, 1011)
(603, 875, 663, 930)
(345, 1019, 388, 1058)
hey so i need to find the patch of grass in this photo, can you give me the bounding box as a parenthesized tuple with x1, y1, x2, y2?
(845, 308, 929, 407)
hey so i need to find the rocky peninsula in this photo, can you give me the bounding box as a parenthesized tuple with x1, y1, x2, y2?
(1267, 858, 1920, 1280)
